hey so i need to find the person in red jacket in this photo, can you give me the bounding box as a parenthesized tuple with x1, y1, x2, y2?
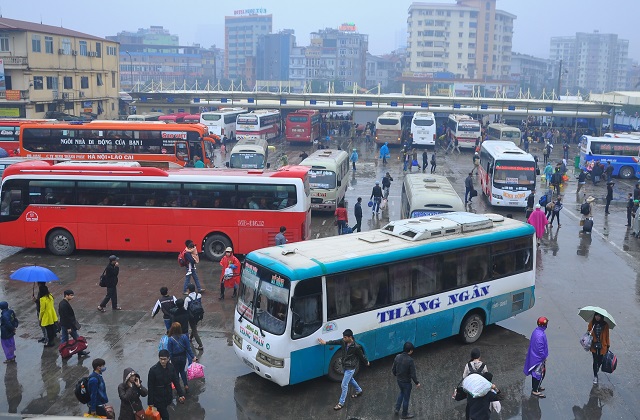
(219, 247, 241, 300)
(334, 202, 348, 235)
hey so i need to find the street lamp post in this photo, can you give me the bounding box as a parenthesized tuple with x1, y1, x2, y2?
(125, 51, 133, 91)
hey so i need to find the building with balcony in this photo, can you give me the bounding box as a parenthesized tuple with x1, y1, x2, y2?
(224, 12, 273, 83)
(510, 52, 552, 95)
(406, 0, 515, 81)
(550, 31, 629, 93)
(0, 17, 120, 119)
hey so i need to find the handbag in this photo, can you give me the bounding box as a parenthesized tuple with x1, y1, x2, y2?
(187, 362, 205, 380)
(129, 401, 145, 420)
(98, 267, 107, 288)
(580, 327, 593, 351)
(367, 200, 373, 207)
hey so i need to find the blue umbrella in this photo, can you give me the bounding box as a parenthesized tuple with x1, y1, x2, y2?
(10, 266, 59, 283)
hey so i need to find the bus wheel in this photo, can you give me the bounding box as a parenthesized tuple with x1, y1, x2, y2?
(460, 312, 484, 344)
(47, 229, 75, 256)
(203, 234, 231, 261)
(619, 166, 634, 179)
(327, 350, 361, 382)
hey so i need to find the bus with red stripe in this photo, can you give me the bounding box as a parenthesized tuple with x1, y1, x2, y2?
(285, 110, 321, 143)
(0, 161, 311, 260)
(447, 114, 481, 150)
(236, 110, 281, 141)
(0, 119, 55, 154)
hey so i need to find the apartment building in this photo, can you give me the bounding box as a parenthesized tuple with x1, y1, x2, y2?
(224, 12, 272, 82)
(0, 17, 120, 119)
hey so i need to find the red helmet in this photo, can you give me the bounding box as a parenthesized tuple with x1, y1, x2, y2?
(537, 316, 549, 327)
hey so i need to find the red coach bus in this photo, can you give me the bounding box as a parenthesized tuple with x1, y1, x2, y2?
(0, 119, 56, 154)
(0, 161, 311, 260)
(285, 110, 321, 143)
(19, 121, 217, 168)
(158, 113, 189, 123)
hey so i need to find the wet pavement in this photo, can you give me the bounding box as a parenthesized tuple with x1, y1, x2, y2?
(1, 138, 640, 419)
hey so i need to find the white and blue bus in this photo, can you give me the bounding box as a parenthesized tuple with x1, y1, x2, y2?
(580, 135, 640, 179)
(233, 212, 535, 386)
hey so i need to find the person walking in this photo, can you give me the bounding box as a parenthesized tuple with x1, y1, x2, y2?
(379, 142, 390, 165)
(604, 162, 614, 183)
(219, 247, 241, 300)
(87, 358, 113, 418)
(634, 183, 640, 201)
(551, 169, 562, 196)
(392, 342, 421, 419)
(151, 287, 176, 332)
(548, 196, 563, 228)
(117, 368, 148, 420)
(350, 148, 358, 171)
(634, 201, 640, 238)
(166, 322, 197, 393)
(577, 169, 587, 194)
(525, 190, 536, 220)
(33, 282, 48, 344)
(0, 301, 18, 363)
(184, 284, 204, 351)
(524, 317, 549, 398)
(464, 172, 474, 204)
(335, 202, 349, 235)
(148, 349, 185, 420)
(587, 312, 610, 384)
(528, 204, 549, 245)
(430, 152, 437, 174)
(169, 299, 190, 336)
(422, 150, 429, 173)
(275, 226, 287, 245)
(38, 284, 58, 347)
(605, 181, 614, 214)
(58, 290, 90, 358)
(370, 181, 383, 215)
(544, 162, 554, 188)
(462, 347, 489, 379)
(382, 172, 393, 199)
(318, 329, 370, 411)
(353, 197, 363, 233)
(98, 255, 121, 312)
(182, 240, 203, 295)
(626, 193, 634, 227)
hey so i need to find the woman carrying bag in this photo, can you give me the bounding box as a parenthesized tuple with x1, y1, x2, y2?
(117, 368, 148, 420)
(588, 313, 610, 384)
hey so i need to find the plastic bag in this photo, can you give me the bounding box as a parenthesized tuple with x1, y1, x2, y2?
(187, 362, 205, 380)
(462, 373, 492, 398)
(380, 199, 388, 210)
(580, 331, 593, 352)
(367, 200, 373, 207)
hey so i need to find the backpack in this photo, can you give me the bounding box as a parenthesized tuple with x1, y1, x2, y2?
(74, 376, 91, 404)
(538, 195, 548, 207)
(177, 249, 188, 267)
(158, 335, 169, 352)
(7, 309, 18, 329)
(468, 361, 486, 375)
(187, 295, 204, 321)
(581, 202, 591, 215)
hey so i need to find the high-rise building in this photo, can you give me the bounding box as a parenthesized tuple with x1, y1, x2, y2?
(0, 17, 120, 119)
(550, 31, 629, 93)
(256, 30, 295, 81)
(510, 53, 552, 95)
(224, 11, 273, 82)
(406, 0, 515, 80)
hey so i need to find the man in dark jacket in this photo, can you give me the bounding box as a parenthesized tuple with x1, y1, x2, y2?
(464, 172, 474, 203)
(151, 287, 176, 332)
(98, 255, 121, 312)
(392, 342, 421, 419)
(525, 190, 536, 220)
(353, 197, 363, 232)
(87, 358, 110, 417)
(148, 349, 185, 419)
(318, 329, 370, 411)
(370, 182, 383, 214)
(169, 298, 190, 336)
(58, 289, 89, 357)
(605, 181, 614, 214)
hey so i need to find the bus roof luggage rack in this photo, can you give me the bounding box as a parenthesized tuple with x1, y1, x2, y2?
(381, 212, 494, 241)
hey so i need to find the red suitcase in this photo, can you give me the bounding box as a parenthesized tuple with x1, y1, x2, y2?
(58, 336, 88, 358)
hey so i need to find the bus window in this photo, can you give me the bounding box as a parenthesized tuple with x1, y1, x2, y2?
(291, 277, 322, 339)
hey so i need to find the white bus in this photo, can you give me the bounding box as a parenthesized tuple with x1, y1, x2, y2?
(126, 112, 163, 122)
(478, 141, 536, 207)
(199, 107, 248, 139)
(375, 111, 404, 146)
(447, 114, 481, 150)
(233, 212, 536, 386)
(300, 149, 349, 211)
(236, 110, 282, 142)
(487, 123, 521, 143)
(411, 112, 437, 146)
(401, 174, 465, 218)
(228, 138, 272, 170)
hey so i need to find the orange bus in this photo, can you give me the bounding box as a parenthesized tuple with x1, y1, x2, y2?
(0, 119, 56, 154)
(0, 161, 311, 260)
(285, 109, 321, 143)
(18, 121, 217, 168)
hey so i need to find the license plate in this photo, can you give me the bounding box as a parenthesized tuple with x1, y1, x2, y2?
(243, 358, 256, 371)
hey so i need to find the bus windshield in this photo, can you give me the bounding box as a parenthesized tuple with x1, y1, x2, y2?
(307, 169, 336, 189)
(229, 152, 265, 169)
(238, 261, 290, 336)
(493, 161, 536, 186)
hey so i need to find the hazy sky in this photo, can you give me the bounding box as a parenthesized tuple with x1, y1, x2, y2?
(1, 0, 639, 60)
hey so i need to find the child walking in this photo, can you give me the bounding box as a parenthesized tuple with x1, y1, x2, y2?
(0, 301, 19, 363)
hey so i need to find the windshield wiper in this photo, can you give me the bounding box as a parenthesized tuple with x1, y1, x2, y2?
(254, 282, 266, 337)
(238, 299, 252, 323)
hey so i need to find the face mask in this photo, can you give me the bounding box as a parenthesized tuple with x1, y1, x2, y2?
(100, 366, 107, 373)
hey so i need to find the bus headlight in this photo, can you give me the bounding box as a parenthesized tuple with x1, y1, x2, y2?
(256, 350, 285, 368)
(233, 332, 243, 349)
(492, 193, 503, 200)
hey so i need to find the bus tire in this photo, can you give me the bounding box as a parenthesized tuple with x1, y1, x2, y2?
(47, 229, 76, 256)
(327, 350, 360, 382)
(619, 166, 634, 179)
(203, 234, 232, 261)
(460, 312, 484, 344)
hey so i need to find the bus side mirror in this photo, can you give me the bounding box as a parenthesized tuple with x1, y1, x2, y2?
(337, 180, 342, 187)
(267, 163, 271, 169)
(225, 162, 230, 168)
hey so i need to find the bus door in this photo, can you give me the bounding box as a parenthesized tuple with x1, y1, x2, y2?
(175, 141, 190, 164)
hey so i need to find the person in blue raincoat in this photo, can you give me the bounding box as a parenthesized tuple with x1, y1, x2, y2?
(350, 148, 359, 171)
(379, 142, 390, 165)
